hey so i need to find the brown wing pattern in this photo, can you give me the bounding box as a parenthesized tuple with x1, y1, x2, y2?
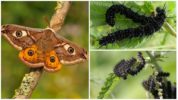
(2, 24, 87, 72)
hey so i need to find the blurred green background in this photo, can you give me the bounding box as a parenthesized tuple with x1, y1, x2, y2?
(90, 51, 176, 99)
(2, 1, 88, 98)
(90, 1, 176, 49)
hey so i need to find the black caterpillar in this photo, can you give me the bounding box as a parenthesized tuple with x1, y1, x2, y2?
(106, 4, 154, 27)
(157, 72, 170, 77)
(113, 52, 145, 79)
(99, 4, 166, 46)
(142, 71, 176, 99)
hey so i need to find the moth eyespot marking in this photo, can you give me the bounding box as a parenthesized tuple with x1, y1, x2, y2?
(44, 51, 62, 72)
(16, 31, 22, 37)
(50, 56, 56, 62)
(68, 47, 74, 54)
(64, 44, 76, 55)
(13, 30, 27, 38)
(19, 45, 39, 64)
(27, 50, 34, 56)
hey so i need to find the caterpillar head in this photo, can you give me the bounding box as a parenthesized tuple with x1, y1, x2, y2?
(156, 7, 166, 16)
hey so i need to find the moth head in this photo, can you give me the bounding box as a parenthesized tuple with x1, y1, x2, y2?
(54, 42, 88, 65)
(1, 24, 40, 50)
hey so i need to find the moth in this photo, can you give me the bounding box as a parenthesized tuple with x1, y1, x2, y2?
(1, 24, 88, 72)
(2, 2, 88, 72)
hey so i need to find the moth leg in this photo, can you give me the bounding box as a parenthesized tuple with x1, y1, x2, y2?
(44, 51, 62, 72)
(19, 45, 44, 67)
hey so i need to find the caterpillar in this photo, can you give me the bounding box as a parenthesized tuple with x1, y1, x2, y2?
(105, 4, 154, 27)
(142, 76, 159, 98)
(113, 52, 145, 79)
(142, 71, 176, 99)
(113, 58, 136, 79)
(128, 52, 146, 75)
(157, 72, 170, 77)
(100, 6, 166, 46)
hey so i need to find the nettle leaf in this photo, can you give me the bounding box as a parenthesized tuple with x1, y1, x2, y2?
(90, 1, 176, 49)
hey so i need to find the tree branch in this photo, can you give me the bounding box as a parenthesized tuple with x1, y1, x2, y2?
(13, 68, 43, 99)
(49, 1, 71, 32)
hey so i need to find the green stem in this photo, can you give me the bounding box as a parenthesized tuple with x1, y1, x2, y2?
(97, 73, 120, 99)
(145, 51, 162, 72)
(163, 22, 176, 37)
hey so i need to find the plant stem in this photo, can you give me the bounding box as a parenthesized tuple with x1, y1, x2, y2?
(145, 51, 162, 72)
(13, 68, 43, 99)
(163, 22, 176, 37)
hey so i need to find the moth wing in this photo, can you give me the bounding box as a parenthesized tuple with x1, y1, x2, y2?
(2, 24, 46, 50)
(43, 50, 62, 72)
(52, 34, 88, 65)
(18, 45, 44, 68)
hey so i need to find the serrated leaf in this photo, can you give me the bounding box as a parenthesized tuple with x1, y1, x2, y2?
(90, 1, 176, 49)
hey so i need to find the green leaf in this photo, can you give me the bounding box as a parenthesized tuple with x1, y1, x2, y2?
(90, 1, 176, 49)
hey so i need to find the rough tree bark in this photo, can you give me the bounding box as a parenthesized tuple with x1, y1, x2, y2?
(13, 68, 43, 99)
(13, 1, 70, 99)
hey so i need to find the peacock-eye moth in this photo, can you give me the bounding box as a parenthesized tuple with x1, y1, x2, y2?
(1, 24, 88, 72)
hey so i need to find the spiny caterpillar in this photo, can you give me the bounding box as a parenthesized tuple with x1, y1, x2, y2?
(99, 4, 166, 46)
(142, 71, 176, 99)
(105, 4, 155, 27)
(113, 52, 145, 79)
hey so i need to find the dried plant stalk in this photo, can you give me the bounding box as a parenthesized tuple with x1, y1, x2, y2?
(50, 1, 71, 32)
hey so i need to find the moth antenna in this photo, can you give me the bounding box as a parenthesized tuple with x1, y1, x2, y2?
(43, 16, 50, 27)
